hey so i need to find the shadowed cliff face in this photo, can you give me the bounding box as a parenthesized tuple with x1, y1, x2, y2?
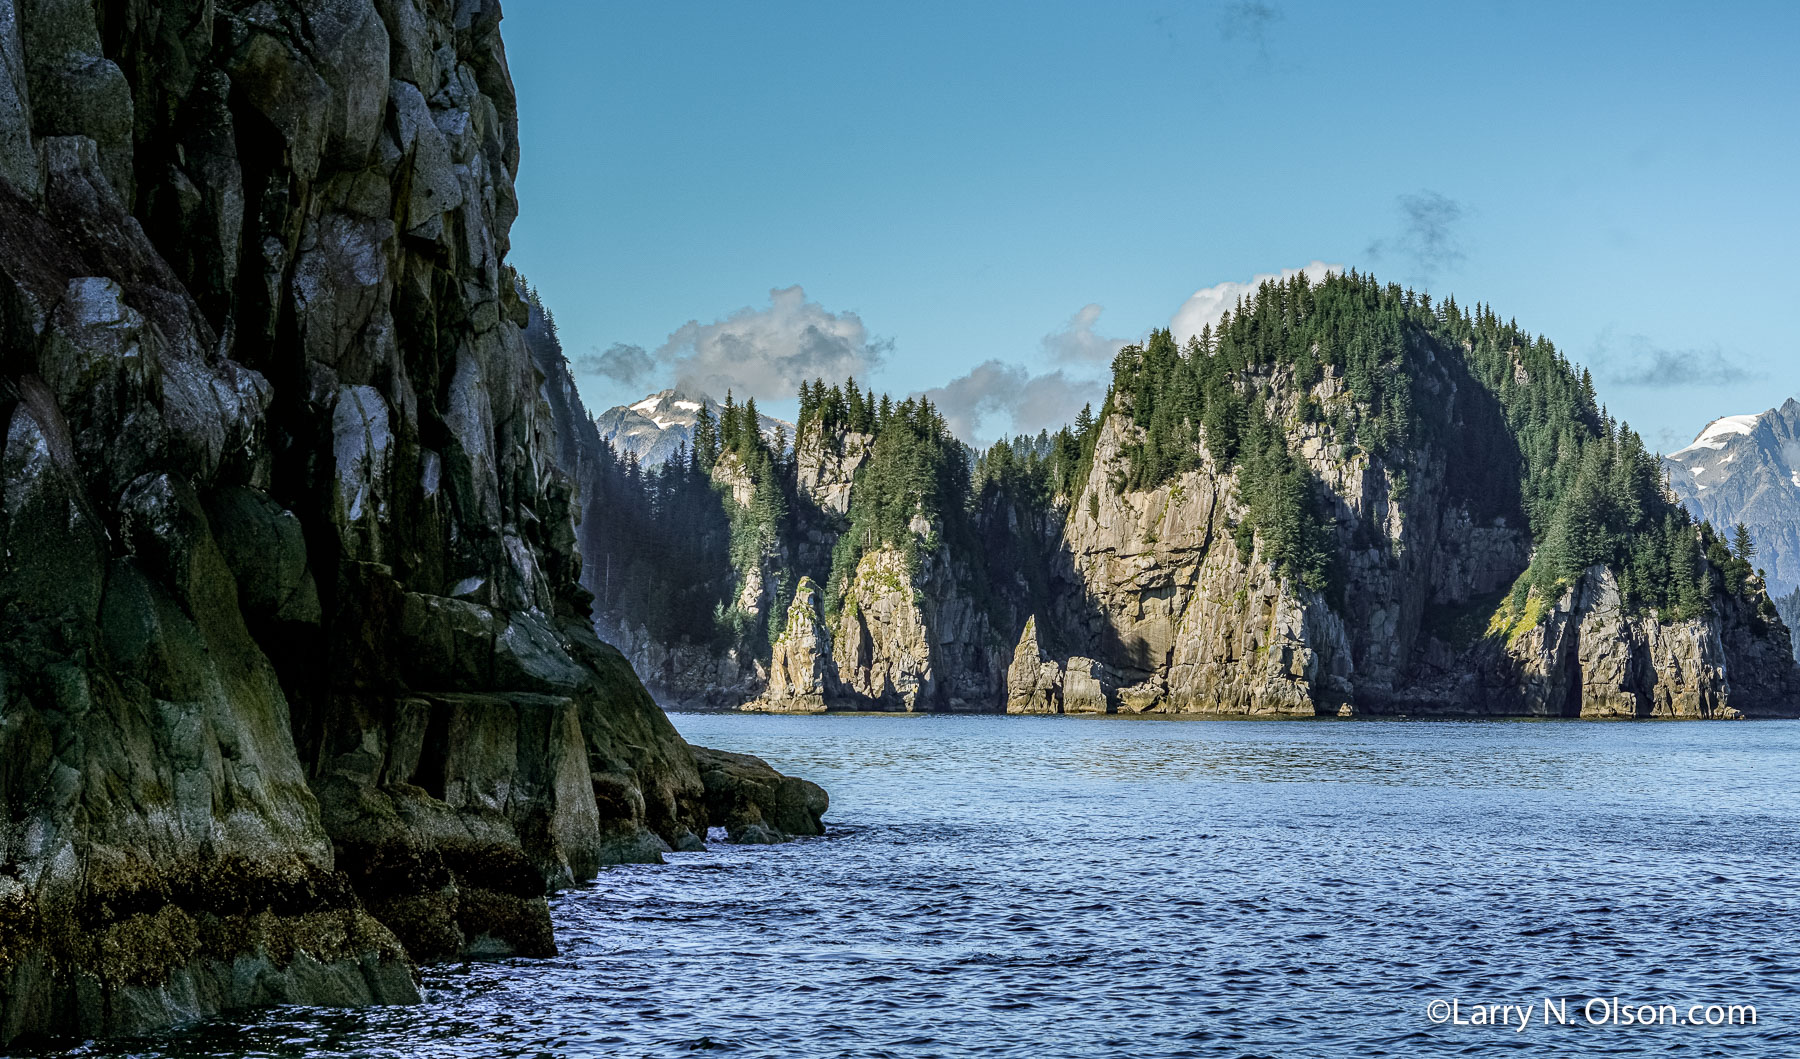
(0, 0, 824, 1042)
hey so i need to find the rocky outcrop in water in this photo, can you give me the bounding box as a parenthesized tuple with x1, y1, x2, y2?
(1417, 565, 1798, 718)
(834, 548, 935, 710)
(691, 747, 827, 844)
(747, 576, 830, 712)
(0, 0, 822, 1043)
(1030, 381, 1797, 718)
(1004, 617, 1061, 713)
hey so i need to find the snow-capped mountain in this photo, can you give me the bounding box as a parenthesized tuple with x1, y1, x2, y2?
(595, 389, 793, 467)
(1663, 397, 1800, 595)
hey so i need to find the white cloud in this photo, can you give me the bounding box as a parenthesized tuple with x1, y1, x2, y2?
(913, 301, 1123, 443)
(1170, 260, 1340, 344)
(658, 285, 889, 401)
(917, 360, 1103, 444)
(1043, 303, 1130, 368)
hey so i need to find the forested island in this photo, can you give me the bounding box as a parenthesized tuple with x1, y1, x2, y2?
(537, 273, 1798, 718)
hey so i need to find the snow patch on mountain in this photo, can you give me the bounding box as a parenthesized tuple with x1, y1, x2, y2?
(597, 389, 793, 468)
(1664, 398, 1800, 595)
(1673, 413, 1760, 455)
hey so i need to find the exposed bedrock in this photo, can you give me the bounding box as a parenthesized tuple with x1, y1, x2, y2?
(1036, 396, 1797, 718)
(690, 747, 828, 845)
(0, 0, 823, 1042)
(749, 576, 831, 713)
(716, 377, 1797, 720)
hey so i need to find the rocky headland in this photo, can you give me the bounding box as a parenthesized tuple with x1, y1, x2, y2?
(0, 0, 823, 1043)
(587, 290, 1800, 722)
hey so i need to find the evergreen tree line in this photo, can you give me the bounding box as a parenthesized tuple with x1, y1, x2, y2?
(797, 376, 882, 436)
(1088, 269, 1763, 616)
(585, 271, 1772, 659)
(823, 393, 975, 617)
(967, 406, 1101, 510)
(581, 435, 735, 647)
(1430, 283, 1764, 619)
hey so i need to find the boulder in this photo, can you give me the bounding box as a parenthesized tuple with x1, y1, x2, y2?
(1061, 657, 1109, 714)
(691, 746, 829, 843)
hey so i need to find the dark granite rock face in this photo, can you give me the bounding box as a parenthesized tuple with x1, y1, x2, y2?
(0, 0, 822, 1042)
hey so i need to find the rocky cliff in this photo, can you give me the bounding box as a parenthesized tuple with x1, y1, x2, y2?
(655, 288, 1799, 720)
(1039, 412, 1796, 718)
(0, 0, 822, 1043)
(1018, 362, 1797, 719)
(736, 417, 1021, 714)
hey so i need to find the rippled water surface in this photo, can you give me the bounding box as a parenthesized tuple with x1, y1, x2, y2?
(96, 714, 1800, 1058)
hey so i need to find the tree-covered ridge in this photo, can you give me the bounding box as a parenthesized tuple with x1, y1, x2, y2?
(822, 392, 973, 615)
(796, 376, 882, 437)
(590, 376, 991, 651)
(585, 270, 1773, 674)
(1096, 269, 1763, 618)
(1430, 281, 1766, 620)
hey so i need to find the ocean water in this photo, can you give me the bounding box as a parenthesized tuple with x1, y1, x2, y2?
(86, 714, 1800, 1058)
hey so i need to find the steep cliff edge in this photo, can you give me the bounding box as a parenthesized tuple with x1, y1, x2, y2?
(1050, 410, 1350, 715)
(613, 277, 1798, 720)
(1024, 280, 1798, 718)
(1050, 406, 1796, 718)
(0, 0, 822, 1042)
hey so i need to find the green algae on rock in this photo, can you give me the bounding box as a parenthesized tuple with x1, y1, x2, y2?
(0, 0, 825, 1043)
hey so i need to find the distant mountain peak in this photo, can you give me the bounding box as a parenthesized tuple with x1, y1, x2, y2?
(1671, 412, 1763, 457)
(596, 390, 793, 467)
(1664, 398, 1800, 594)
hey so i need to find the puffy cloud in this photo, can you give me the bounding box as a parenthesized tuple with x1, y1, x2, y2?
(918, 360, 1103, 444)
(1170, 260, 1340, 343)
(1043, 303, 1130, 368)
(577, 342, 655, 386)
(1365, 190, 1468, 287)
(661, 285, 889, 401)
(918, 301, 1124, 442)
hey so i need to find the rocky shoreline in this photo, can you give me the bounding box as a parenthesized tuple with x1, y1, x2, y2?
(0, 0, 823, 1043)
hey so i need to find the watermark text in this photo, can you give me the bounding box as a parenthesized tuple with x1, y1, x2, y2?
(1425, 997, 1757, 1032)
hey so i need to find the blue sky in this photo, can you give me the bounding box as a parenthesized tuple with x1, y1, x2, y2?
(504, 1, 1799, 450)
